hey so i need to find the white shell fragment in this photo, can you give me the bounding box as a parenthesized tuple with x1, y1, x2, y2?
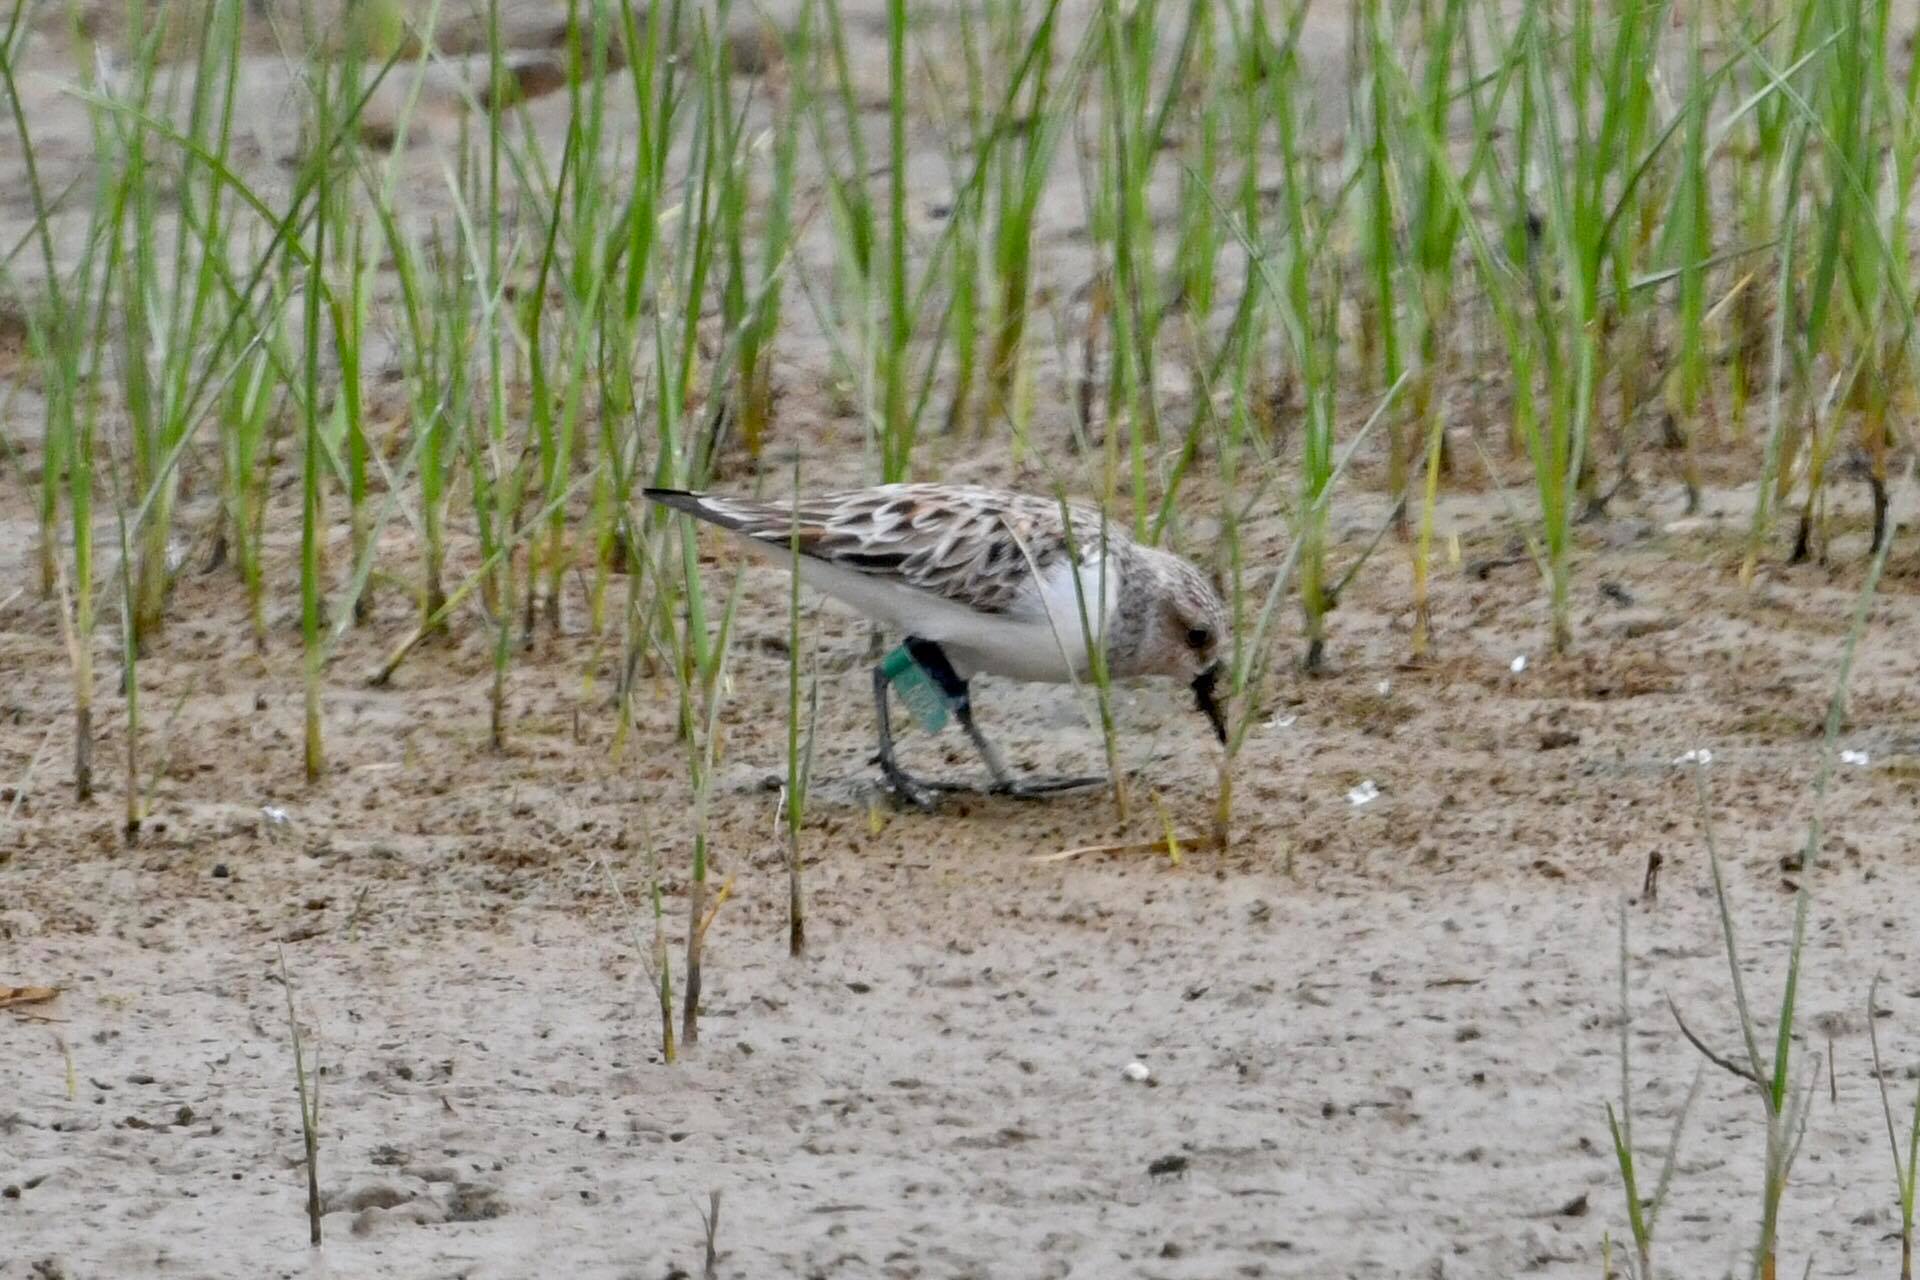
(261, 805, 290, 826)
(1376, 680, 1392, 696)
(1840, 749, 1870, 767)
(1122, 1061, 1152, 1083)
(1672, 749, 1713, 767)
(1509, 654, 1528, 674)
(1347, 779, 1381, 807)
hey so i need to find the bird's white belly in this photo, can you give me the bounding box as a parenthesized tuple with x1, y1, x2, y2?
(789, 555, 1104, 682)
(942, 626, 1092, 682)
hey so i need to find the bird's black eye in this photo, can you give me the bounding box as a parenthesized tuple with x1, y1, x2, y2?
(1185, 626, 1212, 651)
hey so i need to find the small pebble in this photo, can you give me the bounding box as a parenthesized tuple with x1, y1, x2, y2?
(212, 863, 229, 879)
(1121, 1061, 1151, 1083)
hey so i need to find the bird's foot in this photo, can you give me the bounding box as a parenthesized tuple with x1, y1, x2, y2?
(873, 757, 978, 811)
(877, 767, 939, 812)
(874, 759, 1106, 807)
(988, 774, 1108, 799)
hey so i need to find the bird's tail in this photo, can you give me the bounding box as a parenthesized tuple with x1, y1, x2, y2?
(643, 488, 784, 541)
(643, 487, 729, 526)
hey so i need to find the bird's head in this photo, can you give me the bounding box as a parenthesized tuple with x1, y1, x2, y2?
(1131, 548, 1229, 744)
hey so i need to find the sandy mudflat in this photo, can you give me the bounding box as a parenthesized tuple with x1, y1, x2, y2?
(7, 1, 1920, 1276)
(8, 475, 1920, 1277)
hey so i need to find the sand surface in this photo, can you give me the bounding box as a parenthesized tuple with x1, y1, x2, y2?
(7, 3, 1920, 1277)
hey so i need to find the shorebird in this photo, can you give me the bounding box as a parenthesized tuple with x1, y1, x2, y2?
(645, 483, 1227, 807)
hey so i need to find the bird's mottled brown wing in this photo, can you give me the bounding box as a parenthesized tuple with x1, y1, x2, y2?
(646, 484, 1114, 615)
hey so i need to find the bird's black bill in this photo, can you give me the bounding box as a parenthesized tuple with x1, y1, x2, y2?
(1192, 665, 1227, 745)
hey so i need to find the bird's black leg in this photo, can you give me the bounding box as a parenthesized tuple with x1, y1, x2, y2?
(904, 639, 1105, 799)
(900, 639, 1006, 787)
(872, 664, 937, 811)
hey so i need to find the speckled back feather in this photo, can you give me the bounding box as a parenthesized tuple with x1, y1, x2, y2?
(646, 484, 1119, 615)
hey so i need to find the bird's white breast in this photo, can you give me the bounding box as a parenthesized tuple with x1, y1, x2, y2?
(935, 551, 1116, 682)
(789, 548, 1115, 683)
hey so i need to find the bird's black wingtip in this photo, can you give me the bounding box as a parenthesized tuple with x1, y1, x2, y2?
(644, 488, 752, 533)
(642, 487, 704, 515)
